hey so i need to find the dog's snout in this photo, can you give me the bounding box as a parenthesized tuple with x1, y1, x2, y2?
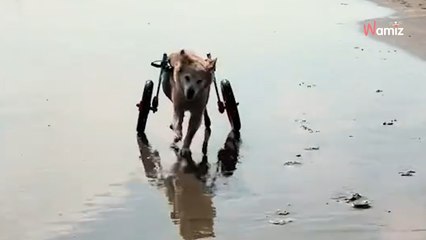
(186, 88, 195, 100)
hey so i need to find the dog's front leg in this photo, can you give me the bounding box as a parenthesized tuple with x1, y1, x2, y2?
(172, 110, 184, 143)
(181, 112, 203, 157)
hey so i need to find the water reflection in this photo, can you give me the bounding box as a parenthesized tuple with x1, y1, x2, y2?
(217, 130, 241, 177)
(137, 129, 241, 239)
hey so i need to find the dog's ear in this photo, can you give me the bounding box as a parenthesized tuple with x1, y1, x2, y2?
(169, 52, 181, 68)
(206, 58, 217, 72)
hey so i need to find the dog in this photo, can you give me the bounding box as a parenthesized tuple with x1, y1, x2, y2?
(162, 49, 217, 156)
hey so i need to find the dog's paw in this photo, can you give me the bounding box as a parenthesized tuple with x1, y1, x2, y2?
(173, 134, 182, 143)
(173, 130, 183, 143)
(179, 148, 192, 158)
(170, 142, 179, 153)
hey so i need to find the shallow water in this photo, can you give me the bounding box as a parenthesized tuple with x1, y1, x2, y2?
(1, 0, 426, 239)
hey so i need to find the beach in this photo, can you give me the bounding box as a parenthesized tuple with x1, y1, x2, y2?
(0, 0, 425, 239)
(367, 0, 426, 60)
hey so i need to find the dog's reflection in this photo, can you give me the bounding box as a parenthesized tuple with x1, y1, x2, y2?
(137, 129, 241, 240)
(167, 154, 215, 239)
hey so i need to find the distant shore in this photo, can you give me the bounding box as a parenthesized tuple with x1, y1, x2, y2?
(367, 0, 426, 60)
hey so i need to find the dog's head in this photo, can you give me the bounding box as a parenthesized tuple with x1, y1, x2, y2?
(170, 49, 217, 101)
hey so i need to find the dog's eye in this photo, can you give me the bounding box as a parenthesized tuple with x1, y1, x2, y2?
(197, 80, 202, 84)
(184, 76, 190, 82)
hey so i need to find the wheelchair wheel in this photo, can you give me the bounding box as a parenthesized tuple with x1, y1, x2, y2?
(220, 79, 241, 131)
(136, 80, 154, 134)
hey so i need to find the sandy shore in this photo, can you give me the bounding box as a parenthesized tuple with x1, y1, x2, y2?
(1, 0, 426, 239)
(367, 0, 426, 60)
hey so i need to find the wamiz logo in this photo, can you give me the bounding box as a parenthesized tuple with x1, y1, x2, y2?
(363, 20, 404, 36)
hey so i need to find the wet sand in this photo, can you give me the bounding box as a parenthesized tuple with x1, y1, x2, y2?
(366, 0, 426, 60)
(1, 0, 426, 240)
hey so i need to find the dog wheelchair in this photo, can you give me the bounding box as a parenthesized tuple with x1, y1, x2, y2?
(136, 53, 241, 135)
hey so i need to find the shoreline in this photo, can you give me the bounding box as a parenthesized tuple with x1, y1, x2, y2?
(365, 0, 426, 60)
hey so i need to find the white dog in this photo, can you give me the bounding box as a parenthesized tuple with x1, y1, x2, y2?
(162, 49, 217, 156)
